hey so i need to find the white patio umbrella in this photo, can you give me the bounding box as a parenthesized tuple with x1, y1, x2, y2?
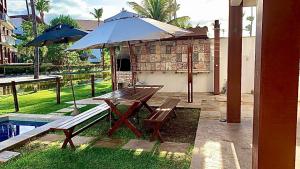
(68, 10, 191, 50)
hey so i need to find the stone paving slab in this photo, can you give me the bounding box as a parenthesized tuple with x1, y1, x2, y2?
(56, 108, 74, 113)
(122, 139, 155, 152)
(94, 138, 125, 149)
(48, 113, 65, 116)
(38, 134, 96, 146)
(159, 142, 190, 154)
(0, 151, 20, 163)
(66, 98, 104, 105)
(69, 105, 87, 109)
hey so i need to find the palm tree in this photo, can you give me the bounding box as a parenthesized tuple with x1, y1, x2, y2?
(36, 0, 50, 23)
(90, 8, 103, 26)
(90, 8, 105, 69)
(25, 0, 30, 16)
(128, 0, 190, 28)
(30, 0, 40, 79)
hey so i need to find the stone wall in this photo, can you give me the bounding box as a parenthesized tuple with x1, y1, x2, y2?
(117, 71, 132, 87)
(121, 39, 211, 72)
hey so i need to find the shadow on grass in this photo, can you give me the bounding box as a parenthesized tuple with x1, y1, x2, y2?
(1, 141, 190, 169)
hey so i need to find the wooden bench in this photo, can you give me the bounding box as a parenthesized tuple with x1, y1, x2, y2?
(144, 98, 180, 142)
(50, 103, 110, 149)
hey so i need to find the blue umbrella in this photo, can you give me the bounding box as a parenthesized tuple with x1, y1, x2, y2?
(26, 24, 88, 116)
(26, 24, 88, 47)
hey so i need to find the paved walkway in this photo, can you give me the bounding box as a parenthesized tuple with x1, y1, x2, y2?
(190, 94, 300, 169)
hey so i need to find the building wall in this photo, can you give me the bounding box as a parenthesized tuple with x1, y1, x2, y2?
(0, 1, 17, 64)
(134, 37, 256, 93)
(133, 39, 210, 72)
(118, 37, 300, 96)
(11, 17, 23, 45)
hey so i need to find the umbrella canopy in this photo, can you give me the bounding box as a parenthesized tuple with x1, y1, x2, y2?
(68, 10, 191, 51)
(26, 24, 88, 47)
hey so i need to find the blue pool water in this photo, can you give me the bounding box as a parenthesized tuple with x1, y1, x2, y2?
(0, 120, 47, 142)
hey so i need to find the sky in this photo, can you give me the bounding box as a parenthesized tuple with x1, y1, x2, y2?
(8, 0, 256, 37)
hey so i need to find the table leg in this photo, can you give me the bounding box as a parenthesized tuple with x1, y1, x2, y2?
(62, 128, 75, 149)
(105, 100, 143, 137)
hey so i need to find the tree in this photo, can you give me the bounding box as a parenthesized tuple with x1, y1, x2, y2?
(128, 0, 191, 28)
(25, 0, 30, 16)
(90, 8, 104, 68)
(90, 8, 103, 26)
(46, 15, 81, 65)
(245, 7, 255, 36)
(50, 15, 79, 28)
(30, 0, 40, 79)
(35, 0, 50, 23)
(15, 21, 47, 63)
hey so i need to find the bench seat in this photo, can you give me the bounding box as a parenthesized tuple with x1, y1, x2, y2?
(51, 103, 110, 149)
(144, 98, 180, 142)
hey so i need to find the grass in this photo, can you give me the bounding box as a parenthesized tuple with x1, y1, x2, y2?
(0, 82, 200, 169)
(0, 81, 112, 115)
(1, 143, 192, 169)
(0, 107, 199, 169)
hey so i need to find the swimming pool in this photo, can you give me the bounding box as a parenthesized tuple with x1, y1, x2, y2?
(0, 120, 48, 142)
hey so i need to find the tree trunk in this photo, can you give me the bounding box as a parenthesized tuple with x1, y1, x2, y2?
(250, 7, 254, 37)
(25, 0, 30, 16)
(40, 12, 44, 23)
(30, 0, 40, 79)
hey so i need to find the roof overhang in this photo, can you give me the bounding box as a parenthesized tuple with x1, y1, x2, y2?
(231, 0, 256, 7)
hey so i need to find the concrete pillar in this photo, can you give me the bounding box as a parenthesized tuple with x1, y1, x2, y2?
(227, 3, 243, 123)
(252, 0, 300, 168)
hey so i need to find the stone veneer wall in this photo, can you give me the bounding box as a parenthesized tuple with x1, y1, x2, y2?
(130, 39, 211, 72)
(117, 71, 132, 87)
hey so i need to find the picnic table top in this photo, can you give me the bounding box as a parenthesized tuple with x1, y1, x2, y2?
(93, 85, 163, 102)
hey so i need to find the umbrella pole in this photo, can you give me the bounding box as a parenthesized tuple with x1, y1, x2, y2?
(69, 64, 80, 116)
(64, 51, 80, 116)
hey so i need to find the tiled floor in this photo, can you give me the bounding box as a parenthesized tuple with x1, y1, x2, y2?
(190, 94, 300, 169)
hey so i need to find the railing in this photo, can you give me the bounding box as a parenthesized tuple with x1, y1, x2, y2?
(1, 35, 15, 46)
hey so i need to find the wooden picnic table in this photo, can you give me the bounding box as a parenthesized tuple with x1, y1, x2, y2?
(93, 85, 163, 137)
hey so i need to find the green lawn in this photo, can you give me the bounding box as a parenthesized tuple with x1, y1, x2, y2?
(0, 81, 112, 115)
(0, 82, 196, 169)
(0, 107, 195, 169)
(1, 143, 191, 169)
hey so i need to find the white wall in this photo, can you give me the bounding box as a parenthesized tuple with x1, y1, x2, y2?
(137, 72, 213, 92)
(137, 37, 257, 93)
(218, 37, 256, 94)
